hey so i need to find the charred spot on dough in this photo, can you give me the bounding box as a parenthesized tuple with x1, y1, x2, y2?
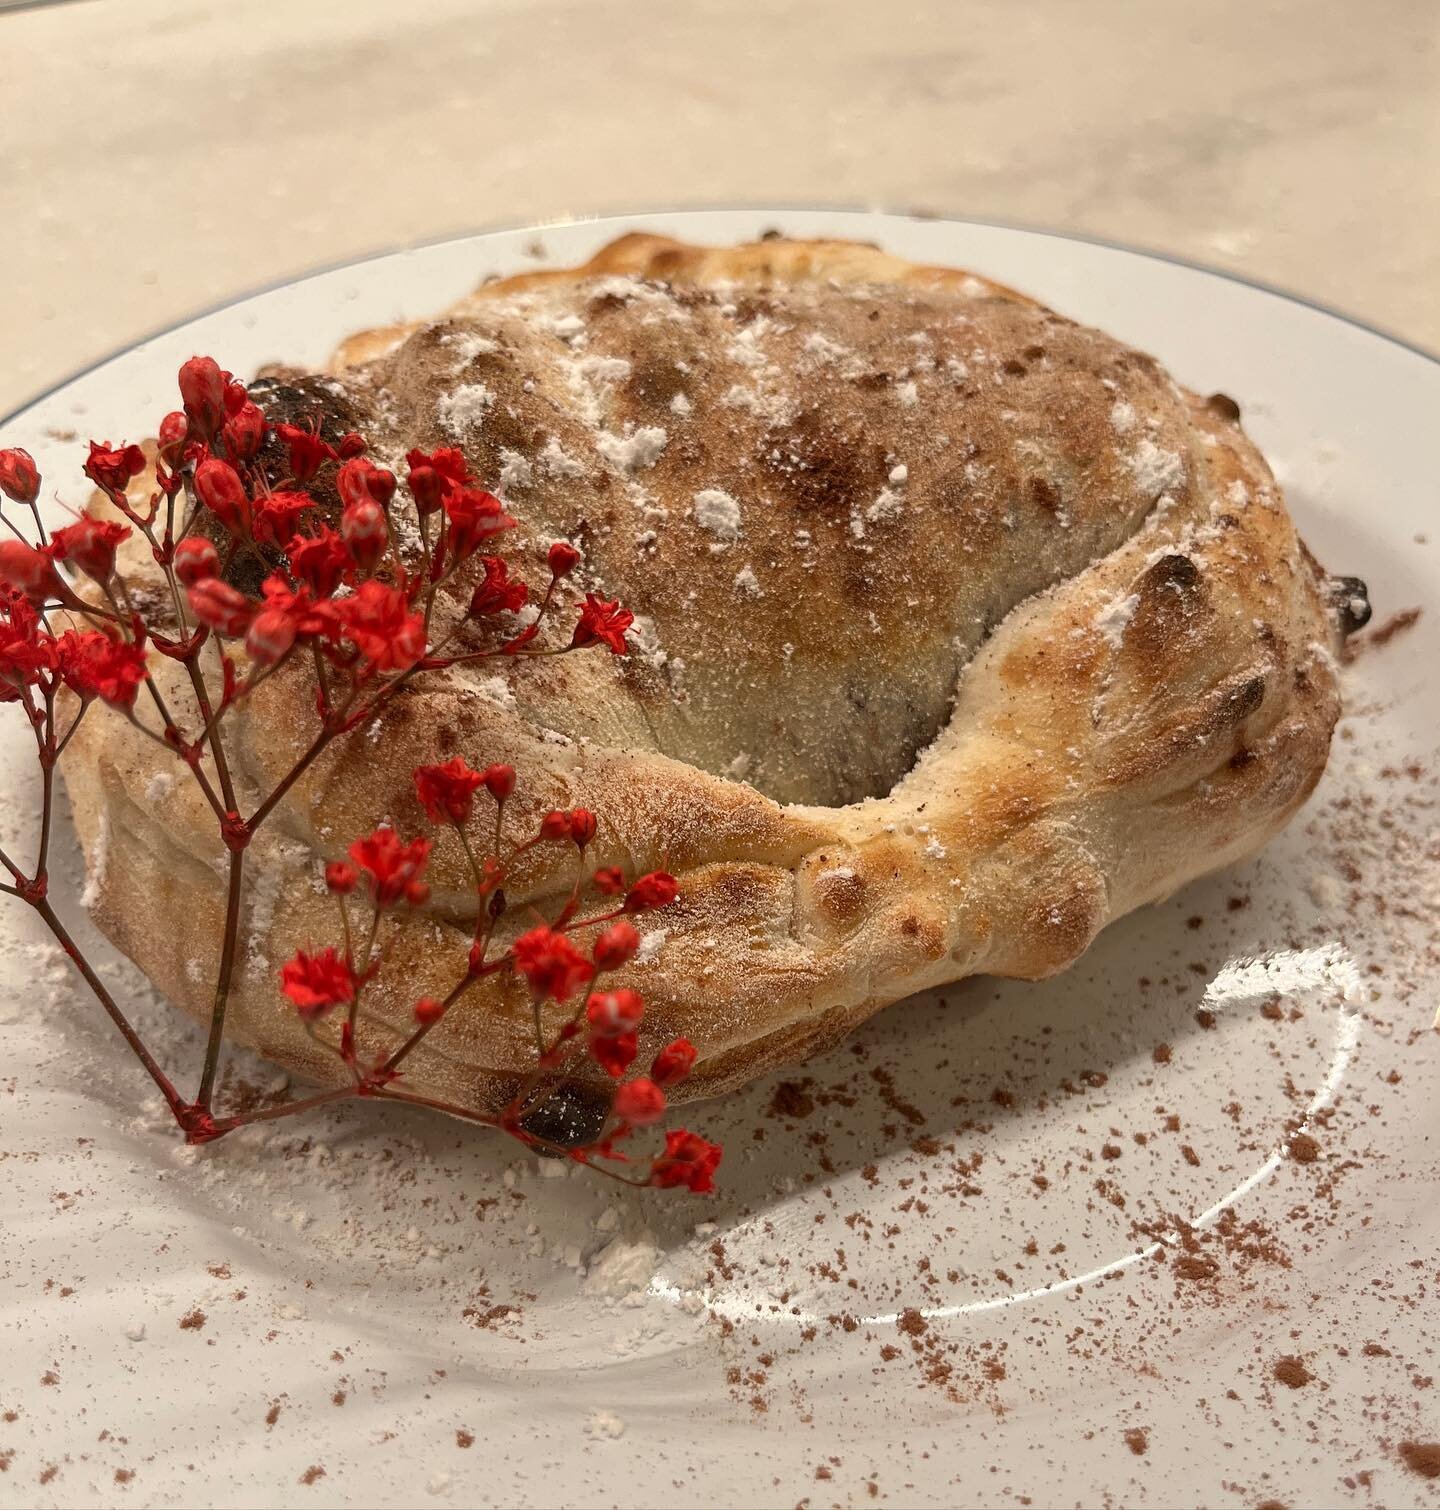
(897, 909, 946, 961)
(1327, 575, 1373, 636)
(627, 358, 688, 409)
(759, 409, 888, 519)
(514, 1077, 612, 1152)
(649, 247, 690, 278)
(474, 405, 547, 465)
(731, 293, 777, 324)
(586, 290, 633, 316)
(1145, 552, 1201, 593)
(248, 375, 362, 446)
(1011, 865, 1108, 979)
(810, 862, 867, 929)
(1125, 552, 1210, 657)
(1206, 392, 1242, 423)
(214, 536, 283, 598)
(684, 862, 782, 924)
(1218, 672, 1268, 727)
(1025, 475, 1063, 513)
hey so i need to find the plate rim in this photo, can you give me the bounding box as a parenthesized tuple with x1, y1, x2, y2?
(3, 203, 1436, 433)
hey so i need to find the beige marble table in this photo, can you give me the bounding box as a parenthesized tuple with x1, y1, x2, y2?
(4, 0, 1437, 418)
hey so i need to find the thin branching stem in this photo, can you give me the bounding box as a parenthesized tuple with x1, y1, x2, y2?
(195, 847, 245, 1111)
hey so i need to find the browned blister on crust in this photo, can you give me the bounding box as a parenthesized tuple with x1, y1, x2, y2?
(61, 235, 1349, 1115)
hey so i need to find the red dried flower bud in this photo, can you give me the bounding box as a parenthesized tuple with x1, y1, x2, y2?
(335, 580, 425, 673)
(413, 756, 486, 825)
(348, 826, 432, 908)
(405, 879, 430, 906)
(468, 556, 528, 617)
(287, 525, 352, 598)
(0, 448, 40, 506)
(410, 465, 449, 519)
(173, 536, 220, 586)
(481, 763, 516, 800)
(414, 996, 446, 1027)
(405, 447, 470, 516)
(0, 594, 56, 694)
(178, 356, 226, 440)
(568, 808, 598, 848)
(245, 606, 298, 666)
(49, 517, 130, 584)
(443, 487, 514, 563)
(539, 810, 573, 842)
(257, 576, 339, 649)
(337, 457, 396, 511)
(586, 987, 644, 1038)
(274, 423, 337, 484)
(341, 499, 388, 572)
(613, 1076, 666, 1126)
(571, 592, 633, 655)
(367, 465, 397, 508)
(592, 865, 625, 896)
(592, 919, 639, 970)
(84, 440, 146, 499)
(223, 399, 266, 462)
(408, 465, 444, 517)
(55, 628, 148, 708)
(279, 946, 354, 1021)
(649, 1129, 722, 1193)
(193, 456, 251, 535)
(187, 577, 254, 637)
(0, 539, 66, 607)
(252, 489, 312, 548)
(156, 413, 189, 467)
(624, 870, 678, 914)
(547, 540, 582, 578)
(324, 861, 357, 894)
(589, 1030, 639, 1079)
(649, 1037, 697, 1088)
(512, 925, 594, 1003)
(223, 379, 250, 419)
(336, 431, 368, 460)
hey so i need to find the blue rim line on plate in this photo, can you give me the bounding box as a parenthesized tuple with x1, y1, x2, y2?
(3, 204, 1436, 434)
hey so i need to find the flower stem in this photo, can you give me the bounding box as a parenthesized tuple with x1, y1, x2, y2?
(211, 1083, 359, 1132)
(247, 725, 332, 830)
(182, 648, 237, 812)
(195, 846, 245, 1111)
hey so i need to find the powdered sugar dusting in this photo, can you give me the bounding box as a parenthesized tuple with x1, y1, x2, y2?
(596, 426, 668, 473)
(733, 565, 762, 598)
(693, 488, 742, 541)
(1126, 438, 1185, 499)
(1095, 591, 1141, 648)
(435, 383, 493, 439)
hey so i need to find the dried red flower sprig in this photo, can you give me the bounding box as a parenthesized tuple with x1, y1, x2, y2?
(0, 356, 718, 1192)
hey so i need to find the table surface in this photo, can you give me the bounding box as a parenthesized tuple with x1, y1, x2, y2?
(4, 0, 1438, 420)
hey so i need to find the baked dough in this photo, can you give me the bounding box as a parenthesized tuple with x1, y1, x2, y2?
(61, 234, 1363, 1131)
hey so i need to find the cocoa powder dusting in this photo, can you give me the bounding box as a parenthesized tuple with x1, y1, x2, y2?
(1399, 1441, 1440, 1480)
(897, 1307, 928, 1337)
(769, 1080, 815, 1119)
(1272, 1355, 1312, 1389)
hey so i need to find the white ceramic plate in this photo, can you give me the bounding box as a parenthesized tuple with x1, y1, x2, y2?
(1, 211, 1436, 1509)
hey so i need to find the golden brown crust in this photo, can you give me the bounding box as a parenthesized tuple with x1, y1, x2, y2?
(61, 234, 1347, 1117)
